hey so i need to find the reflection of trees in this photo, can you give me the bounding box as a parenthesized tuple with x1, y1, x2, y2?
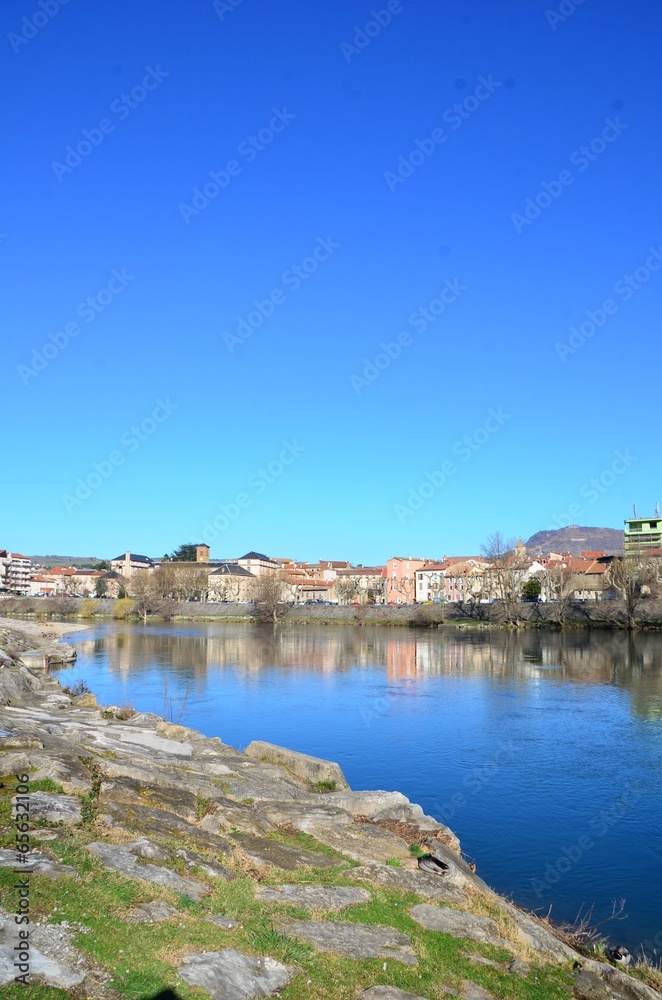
(82, 623, 662, 721)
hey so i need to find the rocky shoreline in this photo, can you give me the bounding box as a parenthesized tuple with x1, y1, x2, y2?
(0, 622, 659, 999)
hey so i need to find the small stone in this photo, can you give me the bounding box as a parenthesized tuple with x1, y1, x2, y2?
(126, 837, 171, 862)
(127, 900, 178, 924)
(462, 953, 502, 970)
(207, 915, 240, 930)
(0, 849, 78, 880)
(507, 956, 530, 977)
(362, 988, 429, 999)
(179, 947, 291, 1000)
(460, 983, 498, 1000)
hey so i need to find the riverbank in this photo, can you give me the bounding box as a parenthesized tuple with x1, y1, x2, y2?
(0, 627, 660, 998)
(3, 596, 662, 629)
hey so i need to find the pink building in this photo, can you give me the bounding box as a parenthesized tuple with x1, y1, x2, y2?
(385, 556, 429, 604)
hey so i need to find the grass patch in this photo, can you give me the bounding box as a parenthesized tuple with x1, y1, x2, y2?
(312, 780, 337, 793)
(29, 778, 65, 794)
(195, 793, 215, 820)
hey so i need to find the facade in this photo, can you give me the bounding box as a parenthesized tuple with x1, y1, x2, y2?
(386, 557, 429, 604)
(207, 563, 255, 602)
(110, 552, 154, 579)
(624, 512, 662, 556)
(336, 566, 386, 604)
(0, 551, 33, 595)
(237, 551, 279, 577)
(28, 576, 59, 597)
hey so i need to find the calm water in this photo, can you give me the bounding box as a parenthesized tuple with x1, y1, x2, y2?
(57, 622, 662, 954)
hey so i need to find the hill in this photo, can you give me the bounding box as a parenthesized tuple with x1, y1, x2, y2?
(525, 525, 623, 556)
(29, 554, 102, 568)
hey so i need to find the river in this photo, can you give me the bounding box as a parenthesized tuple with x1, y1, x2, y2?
(57, 621, 662, 955)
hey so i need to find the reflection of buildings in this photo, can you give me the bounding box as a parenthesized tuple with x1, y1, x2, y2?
(73, 624, 662, 720)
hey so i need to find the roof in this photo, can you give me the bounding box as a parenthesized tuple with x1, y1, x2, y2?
(111, 553, 153, 564)
(210, 562, 254, 578)
(238, 551, 277, 564)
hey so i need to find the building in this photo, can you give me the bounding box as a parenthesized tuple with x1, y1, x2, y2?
(236, 551, 279, 577)
(335, 566, 386, 604)
(0, 551, 33, 595)
(110, 552, 154, 579)
(207, 562, 255, 602)
(386, 557, 429, 604)
(624, 509, 662, 556)
(27, 575, 59, 597)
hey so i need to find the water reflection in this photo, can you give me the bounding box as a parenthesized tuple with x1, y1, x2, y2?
(72, 624, 662, 720)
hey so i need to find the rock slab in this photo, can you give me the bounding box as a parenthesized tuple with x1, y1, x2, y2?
(87, 842, 209, 901)
(278, 919, 418, 965)
(256, 884, 371, 911)
(13, 790, 82, 825)
(244, 740, 349, 789)
(231, 833, 341, 871)
(179, 947, 291, 1000)
(409, 905, 510, 952)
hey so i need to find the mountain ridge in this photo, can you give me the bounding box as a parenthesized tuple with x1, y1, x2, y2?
(525, 525, 623, 556)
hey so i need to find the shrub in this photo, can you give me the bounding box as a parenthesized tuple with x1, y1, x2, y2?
(79, 600, 98, 619)
(64, 678, 92, 697)
(112, 598, 135, 620)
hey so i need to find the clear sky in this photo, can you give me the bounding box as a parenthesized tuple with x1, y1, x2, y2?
(2, 0, 660, 563)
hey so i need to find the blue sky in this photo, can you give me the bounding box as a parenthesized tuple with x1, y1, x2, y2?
(1, 0, 660, 563)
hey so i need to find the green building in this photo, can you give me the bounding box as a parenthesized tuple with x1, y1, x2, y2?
(624, 507, 662, 556)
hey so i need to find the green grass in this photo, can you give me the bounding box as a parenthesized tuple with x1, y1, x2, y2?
(29, 778, 65, 794)
(0, 781, 577, 1000)
(312, 780, 337, 792)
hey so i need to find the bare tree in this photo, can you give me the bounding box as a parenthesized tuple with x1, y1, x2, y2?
(541, 564, 580, 626)
(250, 573, 288, 623)
(606, 557, 653, 630)
(336, 578, 360, 605)
(481, 532, 522, 625)
(131, 573, 159, 624)
(152, 565, 208, 601)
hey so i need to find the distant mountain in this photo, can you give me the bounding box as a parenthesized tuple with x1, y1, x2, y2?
(525, 526, 623, 557)
(29, 555, 101, 568)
